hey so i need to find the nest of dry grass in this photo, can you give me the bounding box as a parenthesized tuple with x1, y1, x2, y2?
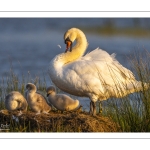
(0, 110, 121, 132)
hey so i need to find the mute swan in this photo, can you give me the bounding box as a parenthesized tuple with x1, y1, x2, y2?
(26, 83, 51, 114)
(46, 85, 80, 111)
(5, 91, 28, 112)
(49, 27, 149, 116)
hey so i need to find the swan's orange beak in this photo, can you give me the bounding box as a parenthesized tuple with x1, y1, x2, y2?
(65, 40, 72, 53)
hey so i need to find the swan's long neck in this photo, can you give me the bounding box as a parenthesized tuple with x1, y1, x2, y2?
(54, 29, 88, 66)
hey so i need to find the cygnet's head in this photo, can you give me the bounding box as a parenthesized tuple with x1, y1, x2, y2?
(46, 86, 56, 97)
(26, 83, 37, 92)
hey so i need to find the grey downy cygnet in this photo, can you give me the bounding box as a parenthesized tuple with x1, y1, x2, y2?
(46, 85, 80, 111)
(5, 91, 28, 113)
(26, 83, 51, 114)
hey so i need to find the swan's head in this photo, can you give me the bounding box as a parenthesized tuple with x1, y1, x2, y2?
(64, 28, 77, 52)
(46, 86, 56, 97)
(26, 83, 37, 93)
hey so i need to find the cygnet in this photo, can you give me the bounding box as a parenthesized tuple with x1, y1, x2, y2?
(26, 83, 51, 114)
(46, 85, 80, 111)
(5, 91, 28, 112)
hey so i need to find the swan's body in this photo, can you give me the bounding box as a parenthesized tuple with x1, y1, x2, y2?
(46, 85, 80, 111)
(5, 91, 28, 112)
(49, 27, 149, 116)
(26, 83, 51, 114)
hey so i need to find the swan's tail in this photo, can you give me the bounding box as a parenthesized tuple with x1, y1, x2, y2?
(117, 80, 150, 98)
(106, 80, 150, 99)
(127, 81, 149, 93)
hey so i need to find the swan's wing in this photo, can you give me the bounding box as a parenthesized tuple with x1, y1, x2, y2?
(82, 48, 135, 80)
(62, 48, 136, 95)
(83, 48, 113, 62)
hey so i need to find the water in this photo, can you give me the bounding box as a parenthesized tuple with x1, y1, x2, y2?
(0, 18, 150, 111)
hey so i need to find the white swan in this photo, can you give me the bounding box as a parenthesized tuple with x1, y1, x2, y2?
(26, 83, 51, 114)
(5, 91, 28, 112)
(46, 85, 80, 111)
(49, 27, 149, 116)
